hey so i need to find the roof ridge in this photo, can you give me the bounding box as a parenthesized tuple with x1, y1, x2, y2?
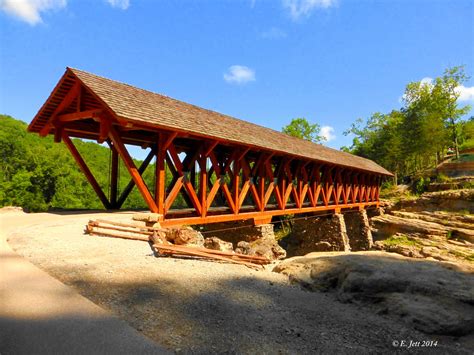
(42, 67, 392, 176)
(68, 67, 374, 164)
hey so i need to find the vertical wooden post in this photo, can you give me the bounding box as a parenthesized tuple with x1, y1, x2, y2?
(190, 161, 196, 190)
(199, 154, 207, 218)
(110, 144, 119, 208)
(259, 159, 265, 211)
(233, 159, 240, 214)
(155, 133, 166, 215)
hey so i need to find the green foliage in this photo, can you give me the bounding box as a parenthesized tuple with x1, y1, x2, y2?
(458, 117, 474, 151)
(345, 66, 472, 179)
(0, 114, 182, 212)
(383, 234, 421, 247)
(436, 173, 451, 183)
(413, 176, 430, 195)
(282, 118, 324, 143)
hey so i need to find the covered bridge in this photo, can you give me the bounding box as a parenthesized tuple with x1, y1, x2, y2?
(28, 68, 392, 227)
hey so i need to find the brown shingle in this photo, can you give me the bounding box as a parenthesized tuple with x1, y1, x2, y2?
(31, 68, 393, 176)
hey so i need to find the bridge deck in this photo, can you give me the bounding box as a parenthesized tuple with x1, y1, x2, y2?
(28, 68, 391, 226)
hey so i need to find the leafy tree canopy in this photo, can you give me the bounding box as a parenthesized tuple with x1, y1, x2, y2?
(282, 118, 325, 143)
(344, 66, 472, 182)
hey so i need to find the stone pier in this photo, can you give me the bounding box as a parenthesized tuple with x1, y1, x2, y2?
(288, 214, 351, 256)
(344, 210, 374, 251)
(195, 220, 286, 260)
(288, 209, 375, 256)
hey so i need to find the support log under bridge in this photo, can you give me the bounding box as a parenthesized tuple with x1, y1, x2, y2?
(28, 68, 393, 227)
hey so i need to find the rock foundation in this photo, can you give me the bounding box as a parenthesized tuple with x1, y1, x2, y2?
(195, 221, 286, 260)
(288, 214, 351, 256)
(344, 210, 373, 251)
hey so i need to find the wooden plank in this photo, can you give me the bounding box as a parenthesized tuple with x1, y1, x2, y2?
(152, 244, 262, 269)
(165, 176, 184, 212)
(87, 229, 149, 242)
(155, 133, 166, 214)
(233, 158, 240, 214)
(98, 117, 111, 143)
(241, 157, 262, 210)
(199, 155, 208, 217)
(166, 143, 202, 215)
(108, 125, 158, 212)
(62, 132, 111, 209)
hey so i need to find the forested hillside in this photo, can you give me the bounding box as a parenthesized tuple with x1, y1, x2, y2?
(0, 114, 160, 211)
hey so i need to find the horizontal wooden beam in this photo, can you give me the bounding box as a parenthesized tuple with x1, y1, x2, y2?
(161, 201, 379, 227)
(57, 109, 102, 122)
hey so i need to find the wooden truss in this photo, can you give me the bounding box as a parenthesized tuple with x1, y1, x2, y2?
(40, 77, 384, 227)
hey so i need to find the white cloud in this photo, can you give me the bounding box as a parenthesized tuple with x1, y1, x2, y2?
(0, 0, 66, 25)
(282, 0, 337, 21)
(106, 0, 129, 10)
(260, 27, 287, 39)
(420, 77, 433, 86)
(398, 76, 474, 104)
(320, 125, 336, 142)
(415, 77, 474, 102)
(455, 85, 474, 102)
(223, 65, 256, 84)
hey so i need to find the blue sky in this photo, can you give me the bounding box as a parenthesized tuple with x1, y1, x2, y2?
(1, 0, 473, 154)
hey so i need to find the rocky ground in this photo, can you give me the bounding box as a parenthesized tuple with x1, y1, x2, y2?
(371, 189, 474, 265)
(274, 252, 474, 337)
(4, 211, 472, 353)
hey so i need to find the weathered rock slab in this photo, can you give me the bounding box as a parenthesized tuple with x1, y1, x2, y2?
(371, 214, 447, 240)
(274, 251, 474, 336)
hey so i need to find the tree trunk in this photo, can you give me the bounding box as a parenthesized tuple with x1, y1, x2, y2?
(451, 117, 459, 159)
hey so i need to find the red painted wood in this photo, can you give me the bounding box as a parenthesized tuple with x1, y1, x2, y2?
(108, 125, 158, 212)
(155, 133, 166, 214)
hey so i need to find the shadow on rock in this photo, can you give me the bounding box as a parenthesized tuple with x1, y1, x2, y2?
(274, 251, 474, 336)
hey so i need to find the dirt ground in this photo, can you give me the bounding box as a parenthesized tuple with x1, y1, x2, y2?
(3, 210, 471, 354)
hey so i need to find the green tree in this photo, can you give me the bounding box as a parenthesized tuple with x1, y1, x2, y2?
(404, 66, 471, 159)
(282, 118, 324, 143)
(459, 116, 474, 150)
(345, 65, 472, 181)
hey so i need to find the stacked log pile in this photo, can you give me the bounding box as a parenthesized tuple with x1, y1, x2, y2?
(85, 219, 270, 269)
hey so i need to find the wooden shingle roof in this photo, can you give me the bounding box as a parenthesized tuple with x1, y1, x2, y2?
(29, 67, 393, 176)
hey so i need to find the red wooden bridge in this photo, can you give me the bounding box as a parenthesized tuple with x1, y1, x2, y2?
(28, 68, 392, 227)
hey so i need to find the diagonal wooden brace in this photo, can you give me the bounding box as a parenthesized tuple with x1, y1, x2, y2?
(108, 125, 158, 212)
